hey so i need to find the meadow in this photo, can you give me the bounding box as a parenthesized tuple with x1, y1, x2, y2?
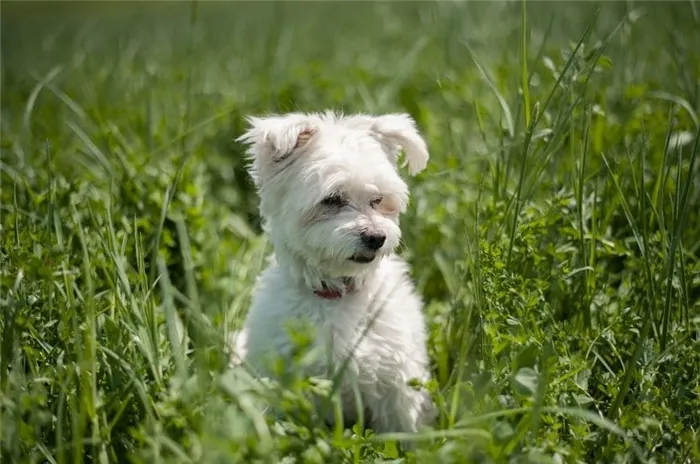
(1, 1, 699, 462)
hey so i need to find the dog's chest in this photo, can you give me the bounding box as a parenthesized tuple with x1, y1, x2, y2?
(308, 297, 370, 346)
(307, 294, 404, 375)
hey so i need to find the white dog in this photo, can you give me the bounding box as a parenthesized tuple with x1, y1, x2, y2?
(230, 111, 436, 439)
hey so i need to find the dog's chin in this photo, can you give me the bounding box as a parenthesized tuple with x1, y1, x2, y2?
(348, 250, 381, 264)
(349, 254, 377, 264)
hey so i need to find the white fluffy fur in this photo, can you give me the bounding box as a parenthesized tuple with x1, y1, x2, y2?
(230, 110, 436, 438)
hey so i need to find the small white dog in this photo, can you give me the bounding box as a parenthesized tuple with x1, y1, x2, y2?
(230, 110, 436, 438)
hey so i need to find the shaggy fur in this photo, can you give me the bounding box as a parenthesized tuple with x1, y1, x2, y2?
(230, 111, 436, 438)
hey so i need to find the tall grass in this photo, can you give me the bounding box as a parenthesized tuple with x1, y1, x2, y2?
(1, 1, 699, 463)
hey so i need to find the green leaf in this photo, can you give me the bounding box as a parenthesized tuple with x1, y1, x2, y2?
(513, 367, 539, 396)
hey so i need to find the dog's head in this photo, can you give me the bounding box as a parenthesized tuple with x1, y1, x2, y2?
(237, 111, 429, 278)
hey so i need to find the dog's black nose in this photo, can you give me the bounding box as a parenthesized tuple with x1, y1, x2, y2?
(361, 232, 386, 251)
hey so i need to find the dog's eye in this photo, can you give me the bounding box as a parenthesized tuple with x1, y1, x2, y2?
(321, 195, 347, 208)
(370, 196, 383, 208)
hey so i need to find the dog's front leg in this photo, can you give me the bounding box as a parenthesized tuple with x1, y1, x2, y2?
(367, 381, 436, 449)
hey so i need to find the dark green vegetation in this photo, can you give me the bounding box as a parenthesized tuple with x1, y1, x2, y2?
(1, 1, 699, 462)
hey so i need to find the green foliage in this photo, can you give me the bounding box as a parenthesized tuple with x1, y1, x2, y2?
(1, 1, 699, 463)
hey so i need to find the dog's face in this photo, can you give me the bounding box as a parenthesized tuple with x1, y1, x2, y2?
(238, 111, 429, 278)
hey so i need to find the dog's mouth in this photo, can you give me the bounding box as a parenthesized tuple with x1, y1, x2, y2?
(349, 253, 376, 263)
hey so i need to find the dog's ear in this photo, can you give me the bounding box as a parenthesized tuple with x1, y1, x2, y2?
(370, 114, 429, 176)
(237, 113, 317, 184)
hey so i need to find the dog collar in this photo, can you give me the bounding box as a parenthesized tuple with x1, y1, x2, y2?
(314, 278, 355, 299)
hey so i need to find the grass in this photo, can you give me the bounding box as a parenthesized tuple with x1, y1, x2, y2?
(1, 1, 699, 462)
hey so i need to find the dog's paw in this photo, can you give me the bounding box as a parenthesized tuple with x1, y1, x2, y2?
(227, 329, 248, 367)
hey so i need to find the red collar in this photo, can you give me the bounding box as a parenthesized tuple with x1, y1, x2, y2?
(313, 278, 355, 299)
